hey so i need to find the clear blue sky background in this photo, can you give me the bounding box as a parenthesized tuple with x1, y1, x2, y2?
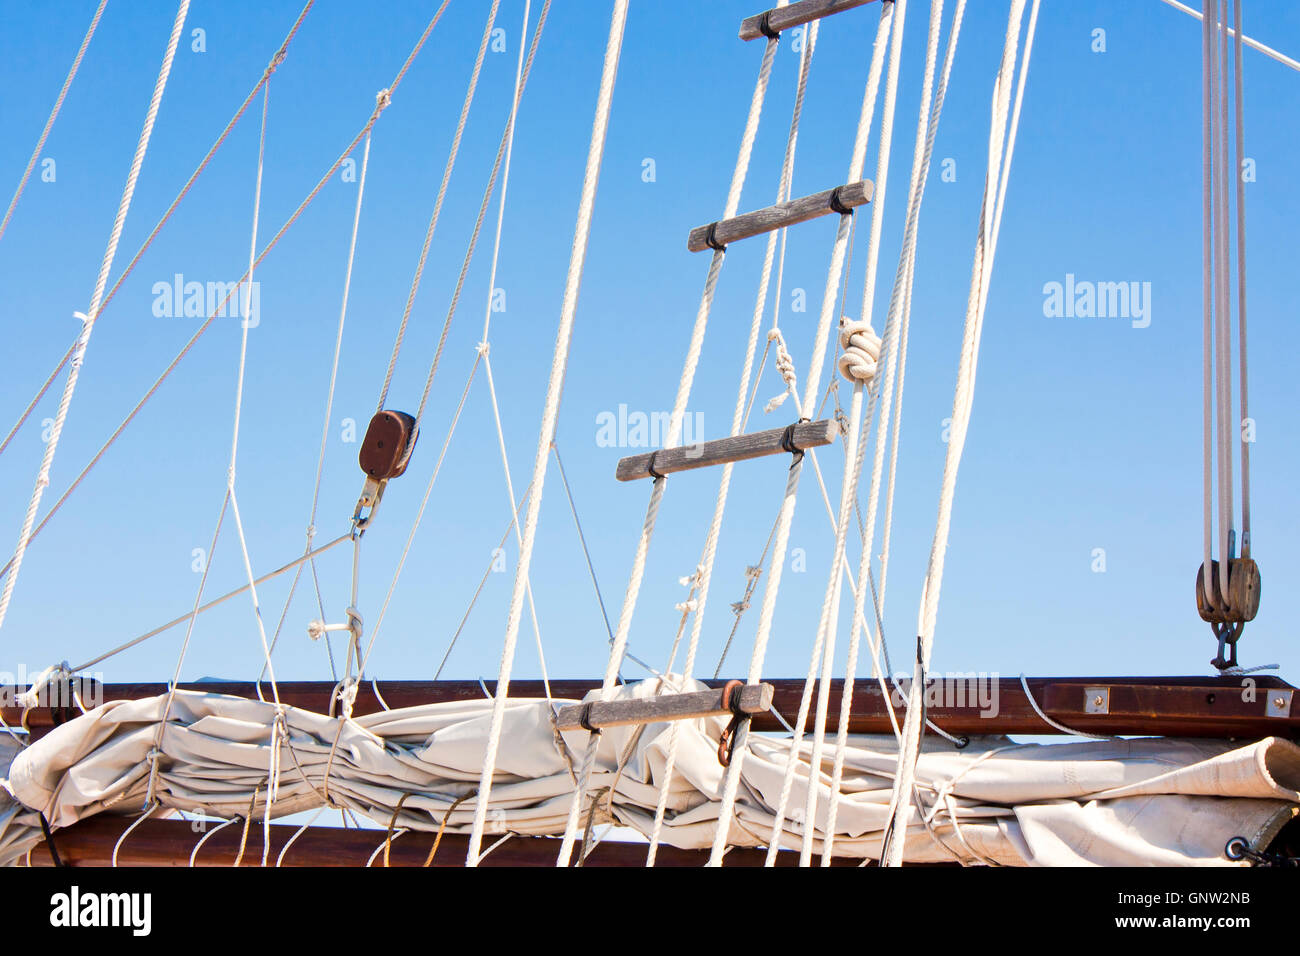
(0, 0, 1296, 695)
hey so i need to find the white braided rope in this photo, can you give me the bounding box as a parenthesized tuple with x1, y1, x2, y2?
(0, 0, 107, 245)
(712, 0, 899, 869)
(823, 0, 967, 865)
(557, 7, 785, 869)
(374, 0, 491, 413)
(767, 0, 910, 868)
(882, 0, 1035, 869)
(466, 0, 629, 867)
(646, 13, 815, 866)
(0, 0, 189, 634)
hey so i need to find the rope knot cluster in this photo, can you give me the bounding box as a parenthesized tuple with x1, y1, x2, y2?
(764, 328, 799, 414)
(837, 318, 882, 384)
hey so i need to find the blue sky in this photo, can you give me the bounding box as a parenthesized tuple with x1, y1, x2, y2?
(0, 0, 1296, 696)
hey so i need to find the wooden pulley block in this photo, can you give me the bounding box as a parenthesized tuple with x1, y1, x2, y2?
(359, 410, 418, 481)
(1195, 558, 1261, 624)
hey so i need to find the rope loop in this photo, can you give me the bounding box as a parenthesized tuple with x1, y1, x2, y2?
(836, 317, 882, 384)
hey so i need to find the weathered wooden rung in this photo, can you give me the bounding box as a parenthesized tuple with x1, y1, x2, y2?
(554, 683, 774, 732)
(687, 181, 872, 253)
(615, 419, 837, 482)
(740, 0, 880, 42)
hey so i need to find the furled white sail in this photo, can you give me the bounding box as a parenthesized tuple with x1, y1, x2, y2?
(2, 677, 1295, 866)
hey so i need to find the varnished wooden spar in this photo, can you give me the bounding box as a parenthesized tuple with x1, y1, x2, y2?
(615, 419, 837, 482)
(555, 682, 772, 731)
(6, 675, 1298, 739)
(24, 816, 864, 867)
(687, 180, 872, 252)
(740, 0, 881, 41)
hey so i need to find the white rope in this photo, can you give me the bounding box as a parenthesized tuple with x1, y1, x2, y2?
(374, 0, 487, 412)
(1018, 674, 1112, 739)
(1158, 0, 1300, 73)
(882, 0, 1036, 869)
(791, 3, 900, 868)
(467, 0, 629, 868)
(823, 0, 960, 866)
(714, 0, 899, 870)
(1201, 0, 1215, 603)
(188, 816, 238, 866)
(0, 1, 414, 598)
(477, 0, 554, 701)
(258, 89, 383, 685)
(557, 5, 783, 870)
(146, 70, 280, 804)
(0, 0, 189, 634)
(0, 0, 107, 245)
(355, 0, 553, 681)
(1213, 0, 1233, 602)
(646, 13, 815, 866)
(1231, 0, 1251, 557)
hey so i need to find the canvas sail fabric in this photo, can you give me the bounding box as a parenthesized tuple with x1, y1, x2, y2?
(1, 677, 1296, 865)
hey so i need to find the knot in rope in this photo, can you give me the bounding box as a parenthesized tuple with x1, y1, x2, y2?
(305, 524, 316, 542)
(475, 340, 490, 357)
(18, 661, 70, 711)
(267, 49, 286, 75)
(306, 620, 326, 641)
(837, 318, 882, 384)
(675, 599, 698, 613)
(374, 87, 392, 113)
(142, 748, 163, 806)
(764, 328, 799, 414)
(334, 678, 359, 720)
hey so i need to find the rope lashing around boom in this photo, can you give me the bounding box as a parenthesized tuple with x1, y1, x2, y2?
(836, 319, 883, 384)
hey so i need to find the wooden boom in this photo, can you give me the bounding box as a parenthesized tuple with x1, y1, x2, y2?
(6, 676, 1297, 740)
(687, 181, 872, 252)
(22, 815, 863, 867)
(740, 0, 881, 41)
(554, 682, 772, 731)
(615, 420, 837, 482)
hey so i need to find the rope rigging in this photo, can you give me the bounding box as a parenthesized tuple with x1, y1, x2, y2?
(468, 0, 629, 868)
(1195, 0, 1259, 671)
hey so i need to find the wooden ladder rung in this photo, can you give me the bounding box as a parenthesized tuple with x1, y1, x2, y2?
(740, 0, 881, 42)
(615, 419, 837, 482)
(687, 181, 872, 253)
(554, 683, 774, 732)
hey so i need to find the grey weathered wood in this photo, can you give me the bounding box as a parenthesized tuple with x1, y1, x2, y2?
(615, 419, 837, 482)
(687, 181, 872, 253)
(554, 683, 774, 732)
(740, 0, 881, 41)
